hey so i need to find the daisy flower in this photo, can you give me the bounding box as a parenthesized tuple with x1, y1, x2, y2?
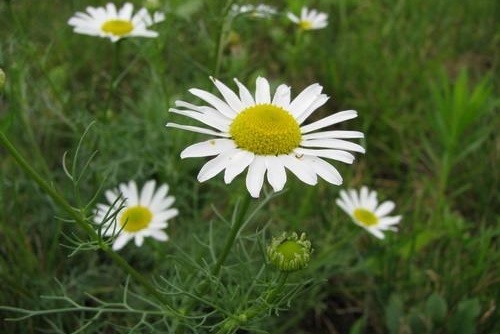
(94, 180, 178, 251)
(231, 4, 278, 18)
(336, 186, 402, 239)
(68, 2, 165, 42)
(287, 7, 328, 30)
(166, 76, 365, 198)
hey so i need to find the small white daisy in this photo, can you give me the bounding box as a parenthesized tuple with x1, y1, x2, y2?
(336, 186, 402, 239)
(231, 4, 278, 18)
(94, 180, 178, 251)
(287, 7, 328, 30)
(68, 2, 165, 42)
(166, 76, 365, 198)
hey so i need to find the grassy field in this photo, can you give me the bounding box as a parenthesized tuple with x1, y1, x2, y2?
(0, 0, 498, 333)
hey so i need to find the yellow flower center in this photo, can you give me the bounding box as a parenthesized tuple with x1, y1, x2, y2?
(299, 20, 313, 30)
(229, 104, 301, 155)
(101, 19, 134, 36)
(120, 206, 152, 232)
(353, 208, 378, 227)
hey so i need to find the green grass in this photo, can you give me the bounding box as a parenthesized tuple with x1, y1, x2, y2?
(1, 0, 498, 333)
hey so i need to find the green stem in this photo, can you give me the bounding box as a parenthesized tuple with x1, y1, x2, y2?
(0, 131, 173, 309)
(213, 0, 235, 77)
(212, 194, 252, 277)
(218, 272, 289, 334)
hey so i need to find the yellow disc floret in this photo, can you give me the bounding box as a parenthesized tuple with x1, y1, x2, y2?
(299, 20, 313, 30)
(120, 206, 153, 232)
(229, 104, 301, 155)
(101, 20, 134, 36)
(353, 208, 378, 227)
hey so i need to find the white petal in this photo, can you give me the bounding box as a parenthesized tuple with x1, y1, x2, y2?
(105, 190, 119, 205)
(296, 94, 329, 124)
(233, 78, 255, 107)
(280, 154, 317, 185)
(360, 186, 369, 205)
(366, 227, 385, 239)
(300, 110, 358, 134)
(295, 148, 355, 164)
(335, 198, 351, 215)
(189, 88, 237, 118)
(302, 130, 365, 140)
(255, 77, 271, 104)
(134, 234, 145, 247)
(301, 139, 365, 153)
(375, 201, 396, 217)
(304, 156, 342, 185)
(245, 156, 267, 198)
(112, 234, 132, 251)
(118, 3, 133, 20)
(224, 149, 255, 183)
(211, 77, 244, 112)
(348, 189, 360, 208)
(169, 108, 230, 132)
(272, 84, 291, 109)
(288, 83, 323, 118)
(151, 230, 168, 241)
(149, 184, 169, 211)
(120, 181, 138, 206)
(180, 139, 236, 158)
(166, 123, 230, 138)
(287, 12, 300, 23)
(197, 149, 237, 182)
(154, 208, 179, 221)
(265, 156, 287, 192)
(379, 215, 402, 226)
(151, 196, 175, 213)
(140, 180, 156, 206)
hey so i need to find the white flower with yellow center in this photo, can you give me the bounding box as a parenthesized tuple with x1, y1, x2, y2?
(166, 76, 365, 198)
(68, 2, 165, 42)
(94, 180, 178, 250)
(336, 186, 402, 239)
(287, 7, 328, 30)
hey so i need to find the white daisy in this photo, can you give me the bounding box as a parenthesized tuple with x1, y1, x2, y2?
(166, 76, 365, 198)
(336, 186, 402, 239)
(94, 180, 178, 251)
(231, 4, 278, 18)
(68, 2, 165, 42)
(287, 7, 328, 30)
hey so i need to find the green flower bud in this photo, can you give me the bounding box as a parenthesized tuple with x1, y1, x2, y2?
(267, 232, 312, 272)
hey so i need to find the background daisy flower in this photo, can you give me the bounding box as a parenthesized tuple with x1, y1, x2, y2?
(94, 180, 178, 251)
(167, 76, 365, 198)
(336, 186, 402, 239)
(68, 2, 165, 42)
(287, 7, 328, 30)
(231, 4, 278, 18)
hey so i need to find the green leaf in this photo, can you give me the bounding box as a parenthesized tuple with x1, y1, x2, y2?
(425, 293, 448, 323)
(385, 294, 404, 334)
(447, 298, 481, 334)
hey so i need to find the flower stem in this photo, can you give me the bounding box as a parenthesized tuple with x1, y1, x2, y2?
(0, 130, 174, 309)
(212, 193, 252, 277)
(213, 0, 235, 77)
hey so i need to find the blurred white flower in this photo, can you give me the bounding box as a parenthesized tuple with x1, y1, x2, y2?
(336, 186, 402, 239)
(231, 4, 277, 18)
(94, 180, 178, 250)
(287, 7, 328, 30)
(68, 2, 165, 42)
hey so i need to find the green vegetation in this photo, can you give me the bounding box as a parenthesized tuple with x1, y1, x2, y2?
(0, 0, 498, 333)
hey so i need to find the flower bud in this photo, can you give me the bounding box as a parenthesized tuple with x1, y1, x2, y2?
(267, 232, 312, 272)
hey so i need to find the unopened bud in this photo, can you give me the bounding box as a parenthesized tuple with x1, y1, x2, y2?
(267, 232, 312, 272)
